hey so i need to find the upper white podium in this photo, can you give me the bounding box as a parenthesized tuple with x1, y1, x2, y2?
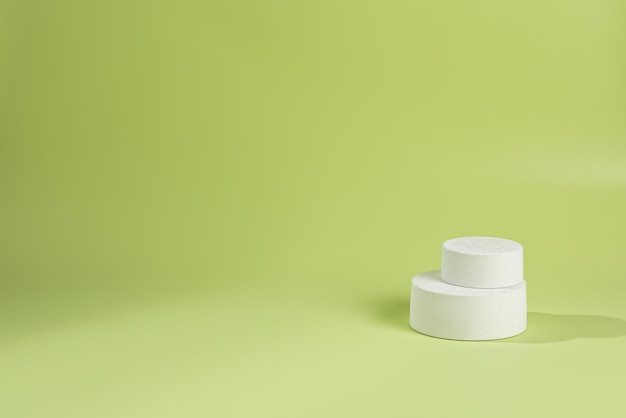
(441, 236, 524, 289)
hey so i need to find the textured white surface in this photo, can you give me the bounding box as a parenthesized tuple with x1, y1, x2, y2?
(441, 236, 523, 288)
(410, 270, 527, 341)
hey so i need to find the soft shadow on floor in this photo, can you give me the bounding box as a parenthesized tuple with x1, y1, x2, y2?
(370, 297, 411, 332)
(369, 298, 626, 343)
(495, 312, 626, 344)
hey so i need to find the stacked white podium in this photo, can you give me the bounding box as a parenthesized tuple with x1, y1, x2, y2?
(410, 237, 527, 341)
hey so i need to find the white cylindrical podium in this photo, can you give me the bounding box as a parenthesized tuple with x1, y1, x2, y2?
(441, 236, 523, 289)
(410, 237, 527, 341)
(410, 271, 527, 340)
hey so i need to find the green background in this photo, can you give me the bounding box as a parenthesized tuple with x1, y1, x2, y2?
(1, 1, 625, 416)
